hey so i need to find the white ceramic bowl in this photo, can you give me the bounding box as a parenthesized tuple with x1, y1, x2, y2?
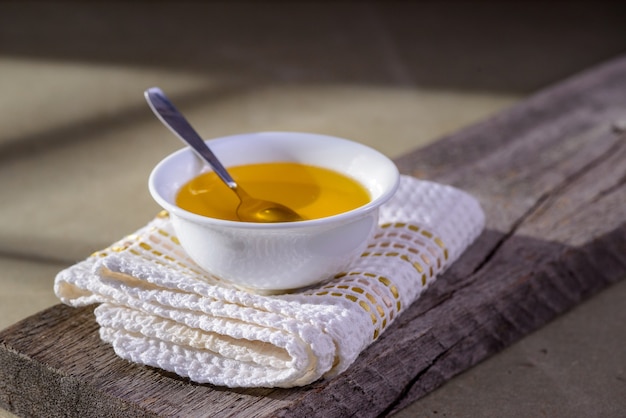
(149, 131, 399, 292)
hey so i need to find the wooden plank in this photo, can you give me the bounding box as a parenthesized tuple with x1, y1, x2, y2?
(1, 55, 626, 417)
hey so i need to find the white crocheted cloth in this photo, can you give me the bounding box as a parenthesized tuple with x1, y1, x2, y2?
(54, 175, 484, 388)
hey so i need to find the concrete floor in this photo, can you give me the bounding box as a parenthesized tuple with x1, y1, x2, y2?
(1, 2, 625, 417)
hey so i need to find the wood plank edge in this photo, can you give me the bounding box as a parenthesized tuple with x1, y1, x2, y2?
(0, 340, 159, 418)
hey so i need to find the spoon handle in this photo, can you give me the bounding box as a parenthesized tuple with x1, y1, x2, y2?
(144, 87, 237, 189)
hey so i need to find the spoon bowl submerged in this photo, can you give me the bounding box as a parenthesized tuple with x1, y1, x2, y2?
(233, 186, 304, 223)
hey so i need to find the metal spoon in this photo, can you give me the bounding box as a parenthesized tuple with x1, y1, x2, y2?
(144, 87, 304, 223)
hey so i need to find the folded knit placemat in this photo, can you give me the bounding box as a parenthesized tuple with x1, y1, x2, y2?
(54, 175, 484, 388)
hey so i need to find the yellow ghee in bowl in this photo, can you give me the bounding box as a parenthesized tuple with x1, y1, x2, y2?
(176, 162, 370, 222)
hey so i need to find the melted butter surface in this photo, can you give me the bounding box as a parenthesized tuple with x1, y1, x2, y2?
(176, 162, 370, 221)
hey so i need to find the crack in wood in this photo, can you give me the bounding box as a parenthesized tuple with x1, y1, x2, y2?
(592, 171, 626, 204)
(378, 340, 454, 418)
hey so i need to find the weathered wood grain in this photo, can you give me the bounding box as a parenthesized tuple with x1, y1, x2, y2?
(1, 55, 625, 417)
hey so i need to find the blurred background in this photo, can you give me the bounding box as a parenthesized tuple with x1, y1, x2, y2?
(1, 1, 625, 417)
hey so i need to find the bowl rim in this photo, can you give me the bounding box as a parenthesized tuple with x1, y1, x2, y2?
(149, 131, 400, 230)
